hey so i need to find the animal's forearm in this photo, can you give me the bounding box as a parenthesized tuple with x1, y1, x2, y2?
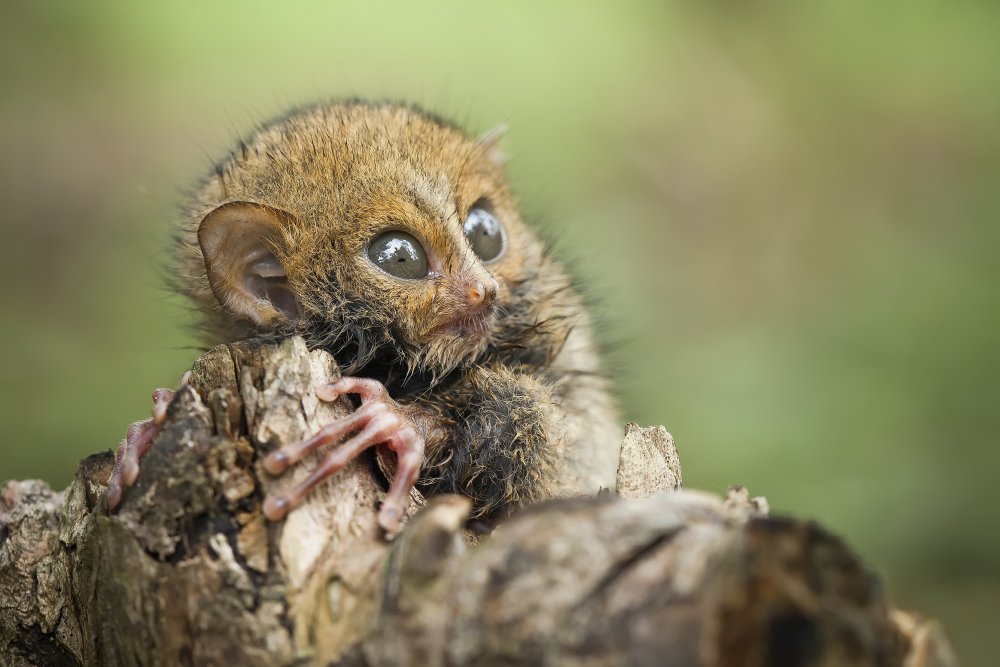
(412, 365, 565, 519)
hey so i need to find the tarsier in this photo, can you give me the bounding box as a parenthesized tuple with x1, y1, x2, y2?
(107, 102, 620, 532)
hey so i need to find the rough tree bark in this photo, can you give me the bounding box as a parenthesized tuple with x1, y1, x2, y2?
(0, 337, 956, 667)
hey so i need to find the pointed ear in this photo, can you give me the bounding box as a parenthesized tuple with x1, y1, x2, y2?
(478, 123, 508, 167)
(197, 201, 301, 326)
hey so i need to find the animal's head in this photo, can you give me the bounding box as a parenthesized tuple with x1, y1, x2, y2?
(186, 102, 556, 379)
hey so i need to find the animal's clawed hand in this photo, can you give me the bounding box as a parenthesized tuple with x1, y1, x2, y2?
(106, 372, 191, 511)
(261, 376, 425, 533)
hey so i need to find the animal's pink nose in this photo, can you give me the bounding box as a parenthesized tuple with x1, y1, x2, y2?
(467, 279, 496, 308)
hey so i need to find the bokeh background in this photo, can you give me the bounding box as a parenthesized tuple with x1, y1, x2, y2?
(2, 1, 997, 662)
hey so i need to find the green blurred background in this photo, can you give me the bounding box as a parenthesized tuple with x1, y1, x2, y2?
(1, 1, 997, 662)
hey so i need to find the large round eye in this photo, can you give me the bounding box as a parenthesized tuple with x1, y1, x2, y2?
(463, 204, 506, 262)
(366, 231, 428, 279)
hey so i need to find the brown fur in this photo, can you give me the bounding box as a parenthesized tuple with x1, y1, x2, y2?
(177, 101, 621, 518)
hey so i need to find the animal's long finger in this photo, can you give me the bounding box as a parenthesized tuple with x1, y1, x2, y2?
(316, 376, 387, 404)
(123, 420, 158, 486)
(262, 413, 399, 521)
(151, 388, 175, 425)
(106, 439, 128, 510)
(378, 430, 424, 533)
(263, 402, 379, 475)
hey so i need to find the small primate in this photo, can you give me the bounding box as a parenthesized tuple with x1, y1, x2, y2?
(107, 102, 621, 532)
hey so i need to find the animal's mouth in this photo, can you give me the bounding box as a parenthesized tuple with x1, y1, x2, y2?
(433, 304, 496, 339)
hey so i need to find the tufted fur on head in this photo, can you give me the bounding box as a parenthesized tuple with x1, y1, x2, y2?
(176, 101, 582, 391)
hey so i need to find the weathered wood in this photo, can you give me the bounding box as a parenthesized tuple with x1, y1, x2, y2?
(0, 337, 956, 666)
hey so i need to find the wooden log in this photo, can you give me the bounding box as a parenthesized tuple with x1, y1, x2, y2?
(0, 337, 956, 666)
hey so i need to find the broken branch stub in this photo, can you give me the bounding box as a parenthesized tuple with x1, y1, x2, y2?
(0, 337, 956, 666)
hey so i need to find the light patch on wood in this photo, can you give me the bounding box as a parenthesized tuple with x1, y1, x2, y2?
(616, 422, 683, 499)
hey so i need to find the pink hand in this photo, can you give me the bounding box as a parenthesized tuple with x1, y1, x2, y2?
(261, 376, 425, 532)
(106, 373, 190, 510)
